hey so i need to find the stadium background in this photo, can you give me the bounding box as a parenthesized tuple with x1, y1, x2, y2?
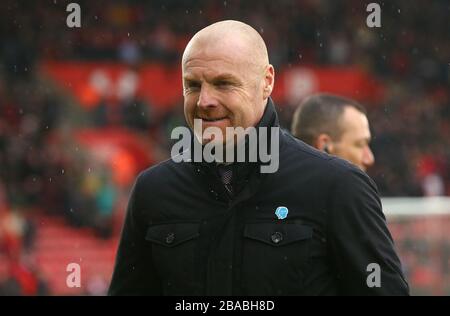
(0, 0, 448, 295)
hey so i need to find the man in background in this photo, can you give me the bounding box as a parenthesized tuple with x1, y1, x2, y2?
(291, 93, 375, 172)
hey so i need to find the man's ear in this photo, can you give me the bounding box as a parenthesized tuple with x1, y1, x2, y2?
(262, 65, 275, 99)
(315, 134, 334, 153)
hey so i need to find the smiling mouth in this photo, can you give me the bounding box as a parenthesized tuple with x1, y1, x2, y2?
(199, 117, 228, 122)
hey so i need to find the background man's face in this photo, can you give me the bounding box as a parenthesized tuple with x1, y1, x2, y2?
(182, 39, 265, 145)
(332, 106, 375, 171)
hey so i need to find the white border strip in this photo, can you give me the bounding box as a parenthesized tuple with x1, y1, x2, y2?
(381, 197, 450, 217)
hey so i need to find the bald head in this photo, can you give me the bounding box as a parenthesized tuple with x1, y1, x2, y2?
(181, 20, 275, 145)
(182, 20, 269, 72)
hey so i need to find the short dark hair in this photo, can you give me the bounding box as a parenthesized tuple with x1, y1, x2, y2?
(291, 93, 367, 146)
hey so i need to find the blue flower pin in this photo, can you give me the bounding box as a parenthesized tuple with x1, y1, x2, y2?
(275, 206, 289, 220)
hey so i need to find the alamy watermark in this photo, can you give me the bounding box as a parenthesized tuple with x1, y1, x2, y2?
(66, 3, 81, 28)
(66, 263, 81, 288)
(366, 3, 381, 28)
(366, 263, 381, 288)
(170, 119, 280, 173)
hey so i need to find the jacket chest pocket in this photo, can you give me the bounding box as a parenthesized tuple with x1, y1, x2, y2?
(240, 222, 313, 295)
(145, 222, 201, 294)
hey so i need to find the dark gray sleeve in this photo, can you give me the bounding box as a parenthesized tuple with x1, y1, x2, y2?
(327, 166, 409, 295)
(108, 175, 162, 295)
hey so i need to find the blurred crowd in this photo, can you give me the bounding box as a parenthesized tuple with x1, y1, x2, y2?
(0, 0, 449, 295)
(389, 217, 450, 295)
(0, 72, 119, 294)
(3, 0, 446, 196)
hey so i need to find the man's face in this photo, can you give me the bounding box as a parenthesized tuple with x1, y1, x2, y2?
(182, 39, 267, 145)
(332, 106, 375, 171)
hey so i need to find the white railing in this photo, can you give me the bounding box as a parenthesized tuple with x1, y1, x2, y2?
(382, 197, 450, 217)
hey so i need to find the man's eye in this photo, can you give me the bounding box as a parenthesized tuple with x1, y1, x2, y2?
(185, 83, 201, 91)
(215, 81, 231, 88)
(355, 142, 366, 148)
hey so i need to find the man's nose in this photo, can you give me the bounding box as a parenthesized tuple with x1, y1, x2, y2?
(197, 84, 218, 109)
(363, 146, 375, 169)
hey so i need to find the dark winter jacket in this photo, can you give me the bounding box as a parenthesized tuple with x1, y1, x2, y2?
(108, 98, 409, 296)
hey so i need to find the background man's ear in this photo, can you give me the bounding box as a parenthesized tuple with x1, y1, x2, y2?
(315, 134, 334, 153)
(263, 65, 275, 99)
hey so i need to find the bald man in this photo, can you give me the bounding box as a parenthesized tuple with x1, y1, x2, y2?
(109, 20, 409, 296)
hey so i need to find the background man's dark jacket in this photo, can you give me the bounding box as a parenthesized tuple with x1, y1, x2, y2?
(108, 99, 409, 295)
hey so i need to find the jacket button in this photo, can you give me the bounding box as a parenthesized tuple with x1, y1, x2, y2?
(165, 233, 175, 244)
(271, 232, 283, 244)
